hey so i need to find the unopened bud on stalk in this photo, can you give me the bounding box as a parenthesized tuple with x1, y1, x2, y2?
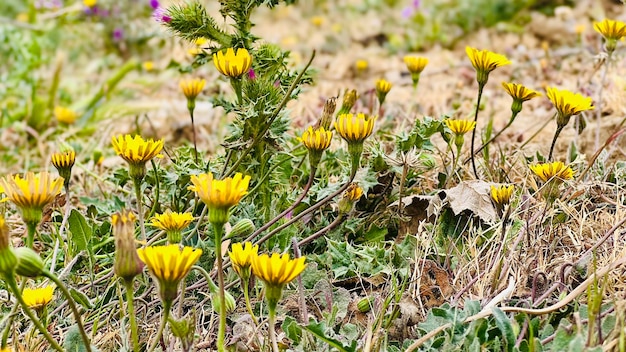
(13, 247, 44, 278)
(227, 219, 255, 240)
(338, 89, 358, 115)
(315, 97, 336, 130)
(112, 211, 144, 282)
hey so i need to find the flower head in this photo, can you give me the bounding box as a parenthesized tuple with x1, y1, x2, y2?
(137, 245, 202, 304)
(180, 78, 205, 101)
(490, 184, 514, 208)
(22, 286, 54, 309)
(445, 119, 476, 135)
(465, 47, 510, 86)
(151, 210, 194, 244)
(112, 211, 144, 282)
(51, 150, 76, 188)
(300, 126, 332, 167)
(339, 183, 363, 214)
(502, 82, 542, 115)
(251, 252, 306, 289)
(546, 87, 594, 127)
(1, 172, 63, 226)
(189, 173, 250, 225)
(228, 242, 258, 279)
(337, 89, 358, 115)
(355, 59, 368, 73)
(530, 161, 574, 183)
(403, 56, 428, 74)
(403, 56, 428, 87)
(593, 19, 626, 52)
(375, 79, 392, 105)
(212, 48, 252, 78)
(335, 113, 376, 144)
(54, 106, 78, 124)
(111, 134, 164, 180)
(83, 0, 96, 8)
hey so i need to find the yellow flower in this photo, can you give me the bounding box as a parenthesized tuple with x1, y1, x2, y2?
(194, 37, 208, 47)
(251, 252, 306, 288)
(300, 126, 332, 152)
(403, 56, 428, 74)
(545, 87, 594, 127)
(445, 119, 476, 135)
(51, 150, 76, 187)
(112, 211, 144, 282)
(375, 79, 392, 94)
(334, 113, 376, 144)
(310, 16, 324, 27)
(355, 59, 368, 72)
(189, 173, 250, 225)
(54, 106, 78, 124)
(1, 172, 63, 224)
(530, 162, 574, 183)
(83, 0, 97, 8)
(593, 19, 626, 41)
(142, 61, 155, 71)
(212, 48, 252, 78)
(343, 183, 363, 202)
(151, 210, 194, 244)
(502, 82, 542, 114)
(228, 242, 258, 278)
(137, 245, 202, 304)
(490, 184, 514, 207)
(111, 134, 164, 179)
(22, 286, 54, 309)
(465, 47, 510, 85)
(179, 78, 206, 100)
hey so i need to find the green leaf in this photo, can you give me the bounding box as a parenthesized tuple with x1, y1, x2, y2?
(282, 316, 302, 344)
(492, 308, 515, 352)
(68, 209, 93, 252)
(304, 321, 357, 352)
(70, 287, 93, 309)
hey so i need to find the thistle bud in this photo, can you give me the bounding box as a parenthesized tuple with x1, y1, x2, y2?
(112, 211, 144, 282)
(13, 247, 44, 278)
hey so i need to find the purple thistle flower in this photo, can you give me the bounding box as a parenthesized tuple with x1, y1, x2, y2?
(113, 28, 124, 41)
(149, 0, 160, 9)
(152, 7, 171, 23)
(247, 69, 256, 80)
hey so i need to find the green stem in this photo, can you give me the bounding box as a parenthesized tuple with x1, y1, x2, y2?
(42, 270, 92, 352)
(548, 125, 565, 161)
(470, 84, 485, 179)
(148, 302, 171, 352)
(214, 224, 227, 352)
(26, 222, 37, 249)
(242, 278, 258, 326)
(134, 179, 146, 244)
(268, 305, 279, 352)
(5, 276, 64, 352)
(1, 280, 26, 348)
(231, 77, 243, 106)
(188, 107, 198, 163)
(125, 279, 140, 352)
(468, 111, 517, 161)
(84, 60, 139, 114)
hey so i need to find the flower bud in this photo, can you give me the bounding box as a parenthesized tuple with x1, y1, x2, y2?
(212, 289, 236, 313)
(338, 89, 358, 115)
(0, 215, 17, 276)
(227, 218, 255, 239)
(13, 247, 44, 278)
(357, 296, 374, 312)
(112, 211, 144, 282)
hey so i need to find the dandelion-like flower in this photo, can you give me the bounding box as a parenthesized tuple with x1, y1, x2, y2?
(112, 211, 144, 282)
(180, 78, 205, 101)
(300, 126, 332, 168)
(445, 119, 476, 135)
(490, 184, 514, 208)
(22, 286, 54, 309)
(137, 245, 202, 304)
(355, 59, 368, 73)
(151, 210, 194, 244)
(51, 150, 76, 188)
(111, 134, 164, 180)
(54, 106, 78, 124)
(375, 79, 392, 105)
(335, 113, 377, 144)
(546, 87, 594, 128)
(189, 172, 250, 225)
(530, 162, 574, 183)
(593, 19, 626, 52)
(403, 56, 428, 87)
(465, 47, 510, 86)
(251, 252, 306, 292)
(228, 242, 258, 279)
(212, 48, 252, 78)
(339, 183, 363, 214)
(1, 172, 63, 229)
(501, 82, 542, 115)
